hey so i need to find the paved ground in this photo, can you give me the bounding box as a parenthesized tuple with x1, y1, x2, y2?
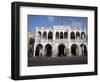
(28, 56, 88, 67)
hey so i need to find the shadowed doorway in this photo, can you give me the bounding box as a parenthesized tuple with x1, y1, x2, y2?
(58, 44, 65, 57)
(45, 44, 52, 57)
(71, 44, 78, 56)
(35, 44, 43, 56)
(80, 44, 87, 56)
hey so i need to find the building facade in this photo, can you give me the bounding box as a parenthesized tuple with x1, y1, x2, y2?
(30, 25, 88, 57)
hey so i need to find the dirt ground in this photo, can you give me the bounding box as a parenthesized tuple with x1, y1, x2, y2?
(28, 56, 88, 67)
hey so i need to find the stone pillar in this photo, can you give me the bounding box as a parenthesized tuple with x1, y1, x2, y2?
(52, 44, 57, 57)
(79, 46, 82, 56)
(52, 28, 57, 57)
(41, 28, 44, 40)
(67, 28, 72, 56)
(42, 46, 46, 57)
(76, 48, 79, 56)
(53, 27, 55, 41)
(82, 46, 84, 55)
(67, 49, 72, 56)
(47, 31, 48, 40)
(65, 49, 68, 57)
(33, 44, 36, 57)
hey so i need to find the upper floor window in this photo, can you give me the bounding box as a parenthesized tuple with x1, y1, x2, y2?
(64, 32, 68, 39)
(48, 31, 53, 39)
(43, 31, 47, 39)
(70, 32, 75, 39)
(56, 32, 59, 39)
(60, 32, 63, 39)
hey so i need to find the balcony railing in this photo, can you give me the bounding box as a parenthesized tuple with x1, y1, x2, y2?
(70, 39, 87, 42)
(36, 38, 87, 43)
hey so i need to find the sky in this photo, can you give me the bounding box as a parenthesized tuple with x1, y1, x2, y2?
(28, 15, 88, 33)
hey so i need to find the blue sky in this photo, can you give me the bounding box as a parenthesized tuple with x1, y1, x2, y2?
(28, 15, 88, 33)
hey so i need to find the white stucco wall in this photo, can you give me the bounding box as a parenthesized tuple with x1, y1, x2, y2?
(32, 25, 87, 57)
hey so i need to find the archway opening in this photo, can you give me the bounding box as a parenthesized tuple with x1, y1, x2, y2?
(38, 31, 41, 37)
(35, 44, 43, 56)
(76, 32, 80, 39)
(71, 44, 78, 56)
(58, 44, 65, 56)
(81, 32, 85, 39)
(60, 32, 63, 39)
(48, 31, 53, 39)
(43, 31, 47, 39)
(64, 32, 68, 39)
(80, 44, 87, 56)
(45, 44, 52, 57)
(56, 31, 59, 39)
(70, 32, 75, 39)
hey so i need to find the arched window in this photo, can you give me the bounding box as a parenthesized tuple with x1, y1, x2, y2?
(76, 32, 80, 39)
(38, 31, 41, 37)
(38, 31, 41, 39)
(64, 32, 68, 39)
(43, 31, 47, 39)
(70, 32, 75, 39)
(81, 32, 85, 39)
(56, 32, 59, 39)
(60, 32, 63, 39)
(48, 31, 53, 39)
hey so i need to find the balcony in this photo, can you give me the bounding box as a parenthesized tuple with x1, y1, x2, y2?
(70, 39, 87, 43)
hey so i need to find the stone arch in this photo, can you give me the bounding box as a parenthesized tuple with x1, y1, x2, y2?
(81, 32, 85, 39)
(56, 31, 59, 39)
(43, 31, 47, 39)
(76, 32, 80, 39)
(64, 32, 68, 39)
(60, 32, 63, 39)
(80, 44, 87, 55)
(45, 44, 52, 57)
(35, 44, 43, 56)
(48, 31, 53, 39)
(58, 44, 66, 56)
(71, 44, 78, 56)
(70, 31, 75, 39)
